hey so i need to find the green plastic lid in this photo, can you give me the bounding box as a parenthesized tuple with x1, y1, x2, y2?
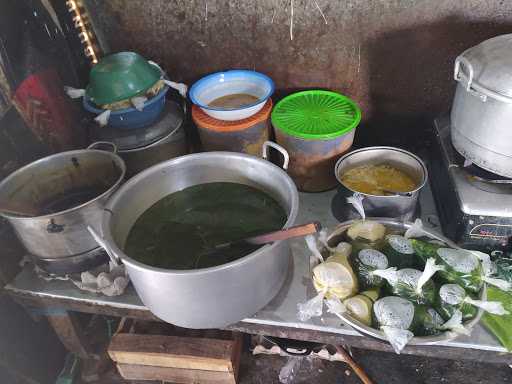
(271, 90, 361, 139)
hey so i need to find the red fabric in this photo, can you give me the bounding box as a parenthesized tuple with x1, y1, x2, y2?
(13, 69, 79, 151)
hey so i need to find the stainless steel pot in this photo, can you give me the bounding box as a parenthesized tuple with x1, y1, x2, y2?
(334, 147, 428, 220)
(0, 142, 126, 259)
(451, 34, 512, 177)
(325, 218, 484, 346)
(118, 118, 187, 178)
(92, 142, 299, 328)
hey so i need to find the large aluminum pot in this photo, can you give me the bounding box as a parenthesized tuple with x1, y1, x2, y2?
(94, 142, 298, 328)
(325, 218, 484, 346)
(451, 34, 512, 177)
(334, 147, 428, 220)
(0, 142, 125, 259)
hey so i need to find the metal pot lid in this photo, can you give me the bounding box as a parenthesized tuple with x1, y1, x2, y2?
(90, 99, 184, 150)
(455, 34, 512, 102)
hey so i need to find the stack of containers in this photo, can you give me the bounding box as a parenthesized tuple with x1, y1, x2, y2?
(271, 90, 361, 192)
(79, 52, 188, 176)
(189, 70, 274, 155)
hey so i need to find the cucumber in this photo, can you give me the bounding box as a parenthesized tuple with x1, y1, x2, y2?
(352, 248, 389, 290)
(383, 235, 417, 269)
(344, 288, 380, 326)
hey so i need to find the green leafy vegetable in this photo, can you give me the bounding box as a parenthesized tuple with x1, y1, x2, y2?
(482, 287, 512, 352)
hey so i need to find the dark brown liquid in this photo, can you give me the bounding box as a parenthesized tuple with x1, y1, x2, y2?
(208, 93, 260, 109)
(39, 186, 109, 214)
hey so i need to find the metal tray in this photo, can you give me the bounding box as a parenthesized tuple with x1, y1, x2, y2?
(324, 218, 485, 346)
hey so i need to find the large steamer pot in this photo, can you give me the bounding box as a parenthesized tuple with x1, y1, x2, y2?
(451, 34, 512, 177)
(95, 142, 298, 328)
(334, 147, 428, 220)
(325, 218, 485, 345)
(0, 142, 125, 260)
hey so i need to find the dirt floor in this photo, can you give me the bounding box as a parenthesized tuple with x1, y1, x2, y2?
(83, 347, 512, 384)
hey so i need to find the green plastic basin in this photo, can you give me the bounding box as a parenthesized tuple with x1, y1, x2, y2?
(86, 52, 161, 105)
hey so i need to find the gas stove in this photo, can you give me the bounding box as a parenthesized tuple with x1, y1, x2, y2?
(431, 117, 512, 251)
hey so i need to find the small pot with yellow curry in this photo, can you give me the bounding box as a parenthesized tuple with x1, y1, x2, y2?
(334, 146, 428, 219)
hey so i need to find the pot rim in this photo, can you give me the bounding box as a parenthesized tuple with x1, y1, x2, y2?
(0, 149, 126, 221)
(334, 146, 428, 198)
(101, 151, 299, 275)
(117, 111, 185, 153)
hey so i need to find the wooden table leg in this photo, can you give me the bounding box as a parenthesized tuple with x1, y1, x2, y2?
(46, 309, 93, 359)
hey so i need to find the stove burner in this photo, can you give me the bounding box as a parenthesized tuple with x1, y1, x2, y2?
(431, 117, 512, 251)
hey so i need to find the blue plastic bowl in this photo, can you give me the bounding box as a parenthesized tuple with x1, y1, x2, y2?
(189, 70, 274, 121)
(83, 86, 169, 129)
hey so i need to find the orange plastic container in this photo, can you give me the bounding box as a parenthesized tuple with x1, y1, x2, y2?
(192, 99, 272, 156)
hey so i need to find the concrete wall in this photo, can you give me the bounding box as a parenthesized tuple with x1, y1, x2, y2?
(87, 0, 512, 144)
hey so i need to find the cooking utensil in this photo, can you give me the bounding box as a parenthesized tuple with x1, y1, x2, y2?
(189, 70, 274, 121)
(201, 222, 320, 258)
(271, 90, 361, 192)
(325, 218, 485, 346)
(92, 141, 298, 329)
(334, 147, 428, 220)
(451, 34, 512, 178)
(0, 142, 126, 262)
(86, 52, 161, 105)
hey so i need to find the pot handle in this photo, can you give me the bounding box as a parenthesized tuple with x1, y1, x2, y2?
(87, 141, 118, 154)
(87, 225, 122, 266)
(454, 55, 474, 91)
(262, 141, 289, 170)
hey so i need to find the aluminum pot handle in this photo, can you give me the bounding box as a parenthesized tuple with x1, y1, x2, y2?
(262, 141, 290, 170)
(454, 55, 474, 91)
(87, 141, 118, 154)
(87, 225, 122, 266)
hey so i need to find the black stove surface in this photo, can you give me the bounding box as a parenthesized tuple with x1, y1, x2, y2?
(431, 117, 512, 252)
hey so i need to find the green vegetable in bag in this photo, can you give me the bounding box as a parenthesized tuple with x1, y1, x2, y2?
(373, 258, 444, 305)
(352, 248, 389, 290)
(393, 268, 437, 305)
(411, 238, 443, 264)
(436, 248, 483, 293)
(435, 284, 478, 322)
(383, 235, 417, 269)
(436, 283, 508, 322)
(412, 305, 445, 336)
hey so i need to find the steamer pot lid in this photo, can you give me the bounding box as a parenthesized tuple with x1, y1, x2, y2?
(457, 34, 512, 99)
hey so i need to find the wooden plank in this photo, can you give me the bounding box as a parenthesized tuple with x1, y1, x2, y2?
(108, 334, 236, 372)
(46, 311, 93, 358)
(230, 333, 243, 381)
(117, 363, 236, 384)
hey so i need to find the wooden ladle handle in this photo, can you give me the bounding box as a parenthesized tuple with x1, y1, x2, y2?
(246, 222, 321, 245)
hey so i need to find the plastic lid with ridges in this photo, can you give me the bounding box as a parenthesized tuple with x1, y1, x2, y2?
(271, 90, 361, 139)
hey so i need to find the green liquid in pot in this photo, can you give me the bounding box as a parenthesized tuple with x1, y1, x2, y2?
(124, 182, 288, 270)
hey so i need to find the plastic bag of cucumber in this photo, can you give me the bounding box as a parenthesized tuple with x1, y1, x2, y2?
(297, 219, 511, 354)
